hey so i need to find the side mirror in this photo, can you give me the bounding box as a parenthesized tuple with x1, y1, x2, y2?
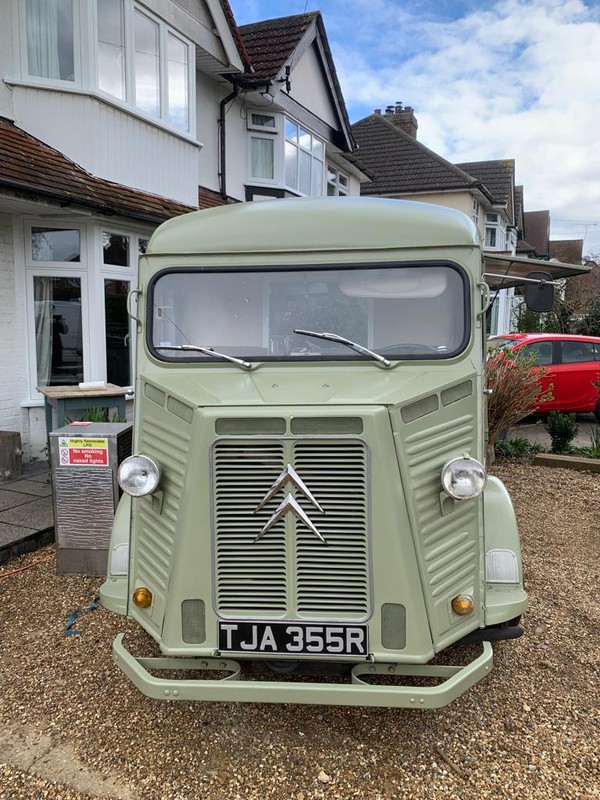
(524, 272, 554, 312)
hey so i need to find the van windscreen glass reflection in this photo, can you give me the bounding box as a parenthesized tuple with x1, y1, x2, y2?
(149, 263, 468, 362)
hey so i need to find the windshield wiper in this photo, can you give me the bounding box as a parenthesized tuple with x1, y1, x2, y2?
(156, 344, 254, 370)
(294, 329, 391, 368)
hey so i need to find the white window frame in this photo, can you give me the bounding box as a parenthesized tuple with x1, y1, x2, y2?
(96, 0, 195, 134)
(246, 111, 326, 196)
(16, 0, 195, 135)
(24, 263, 90, 398)
(484, 212, 505, 251)
(99, 227, 141, 387)
(327, 166, 349, 196)
(471, 198, 480, 226)
(18, 0, 84, 88)
(23, 219, 150, 401)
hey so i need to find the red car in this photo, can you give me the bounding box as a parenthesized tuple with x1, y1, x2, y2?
(488, 333, 600, 420)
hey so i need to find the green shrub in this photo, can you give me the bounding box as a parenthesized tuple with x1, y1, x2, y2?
(544, 412, 579, 454)
(589, 426, 600, 458)
(486, 346, 549, 461)
(494, 437, 544, 460)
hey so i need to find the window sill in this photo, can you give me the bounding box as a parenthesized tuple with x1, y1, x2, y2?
(5, 78, 203, 149)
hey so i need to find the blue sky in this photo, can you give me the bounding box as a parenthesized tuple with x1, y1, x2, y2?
(230, 0, 600, 256)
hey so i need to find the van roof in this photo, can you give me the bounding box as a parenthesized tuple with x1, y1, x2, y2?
(146, 197, 479, 256)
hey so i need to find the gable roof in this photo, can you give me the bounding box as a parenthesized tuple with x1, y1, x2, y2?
(237, 13, 355, 152)
(238, 12, 316, 85)
(0, 118, 194, 223)
(524, 210, 551, 258)
(352, 113, 493, 199)
(456, 159, 515, 223)
(216, 0, 253, 73)
(550, 239, 583, 265)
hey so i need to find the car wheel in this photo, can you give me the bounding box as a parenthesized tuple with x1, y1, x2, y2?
(595, 401, 600, 422)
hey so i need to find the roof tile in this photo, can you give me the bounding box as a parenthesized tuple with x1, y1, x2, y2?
(352, 113, 485, 196)
(0, 117, 194, 223)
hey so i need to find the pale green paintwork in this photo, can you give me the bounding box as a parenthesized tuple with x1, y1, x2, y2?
(100, 197, 527, 707)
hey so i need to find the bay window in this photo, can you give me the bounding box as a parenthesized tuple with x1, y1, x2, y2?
(97, 1, 193, 132)
(22, 1, 193, 132)
(248, 112, 326, 196)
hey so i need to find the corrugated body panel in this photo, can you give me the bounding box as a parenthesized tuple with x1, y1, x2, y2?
(213, 438, 370, 620)
(134, 396, 192, 598)
(403, 414, 479, 613)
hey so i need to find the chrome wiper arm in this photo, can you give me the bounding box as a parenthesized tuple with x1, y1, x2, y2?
(294, 329, 392, 368)
(156, 344, 254, 370)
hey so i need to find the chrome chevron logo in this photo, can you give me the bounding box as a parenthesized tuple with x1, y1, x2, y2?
(253, 464, 326, 543)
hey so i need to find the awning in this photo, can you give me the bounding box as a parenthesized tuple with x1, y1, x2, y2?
(483, 253, 590, 290)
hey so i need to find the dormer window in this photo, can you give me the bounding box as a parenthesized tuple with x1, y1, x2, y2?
(26, 0, 75, 82)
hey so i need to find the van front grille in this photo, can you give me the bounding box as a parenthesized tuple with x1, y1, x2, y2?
(213, 439, 370, 619)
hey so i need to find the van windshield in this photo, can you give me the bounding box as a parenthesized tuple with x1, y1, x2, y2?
(149, 263, 469, 362)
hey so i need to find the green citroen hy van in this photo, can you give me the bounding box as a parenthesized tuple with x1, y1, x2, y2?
(99, 197, 584, 708)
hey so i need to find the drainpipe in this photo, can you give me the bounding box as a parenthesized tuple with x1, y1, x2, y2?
(219, 85, 239, 201)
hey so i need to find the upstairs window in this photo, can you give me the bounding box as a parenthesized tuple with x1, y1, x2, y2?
(327, 167, 349, 196)
(484, 212, 505, 250)
(285, 120, 324, 196)
(96, 0, 192, 132)
(26, 0, 75, 82)
(247, 112, 325, 196)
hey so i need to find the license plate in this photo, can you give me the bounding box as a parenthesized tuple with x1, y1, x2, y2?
(218, 621, 368, 657)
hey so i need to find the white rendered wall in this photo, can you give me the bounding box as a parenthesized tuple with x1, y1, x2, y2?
(11, 87, 201, 206)
(289, 44, 338, 129)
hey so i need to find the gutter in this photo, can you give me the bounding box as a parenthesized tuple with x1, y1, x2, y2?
(219, 85, 240, 201)
(0, 178, 191, 226)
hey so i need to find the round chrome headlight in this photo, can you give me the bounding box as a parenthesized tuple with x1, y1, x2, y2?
(118, 455, 161, 497)
(441, 456, 486, 500)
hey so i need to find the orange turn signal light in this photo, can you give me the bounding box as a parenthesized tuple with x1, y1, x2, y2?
(452, 594, 475, 616)
(133, 587, 153, 609)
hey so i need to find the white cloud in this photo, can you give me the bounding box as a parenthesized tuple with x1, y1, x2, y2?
(328, 0, 600, 252)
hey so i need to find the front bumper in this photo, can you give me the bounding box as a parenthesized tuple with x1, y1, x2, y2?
(112, 633, 493, 708)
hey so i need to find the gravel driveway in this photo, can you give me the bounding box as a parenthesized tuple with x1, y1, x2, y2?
(0, 464, 598, 800)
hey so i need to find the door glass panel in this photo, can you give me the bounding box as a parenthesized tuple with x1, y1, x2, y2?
(105, 279, 131, 386)
(34, 276, 83, 387)
(518, 342, 553, 366)
(562, 340, 595, 363)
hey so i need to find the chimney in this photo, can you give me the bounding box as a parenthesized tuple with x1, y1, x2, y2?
(383, 101, 418, 139)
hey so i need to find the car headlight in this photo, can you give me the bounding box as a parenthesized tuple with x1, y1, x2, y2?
(441, 456, 486, 500)
(118, 455, 161, 497)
